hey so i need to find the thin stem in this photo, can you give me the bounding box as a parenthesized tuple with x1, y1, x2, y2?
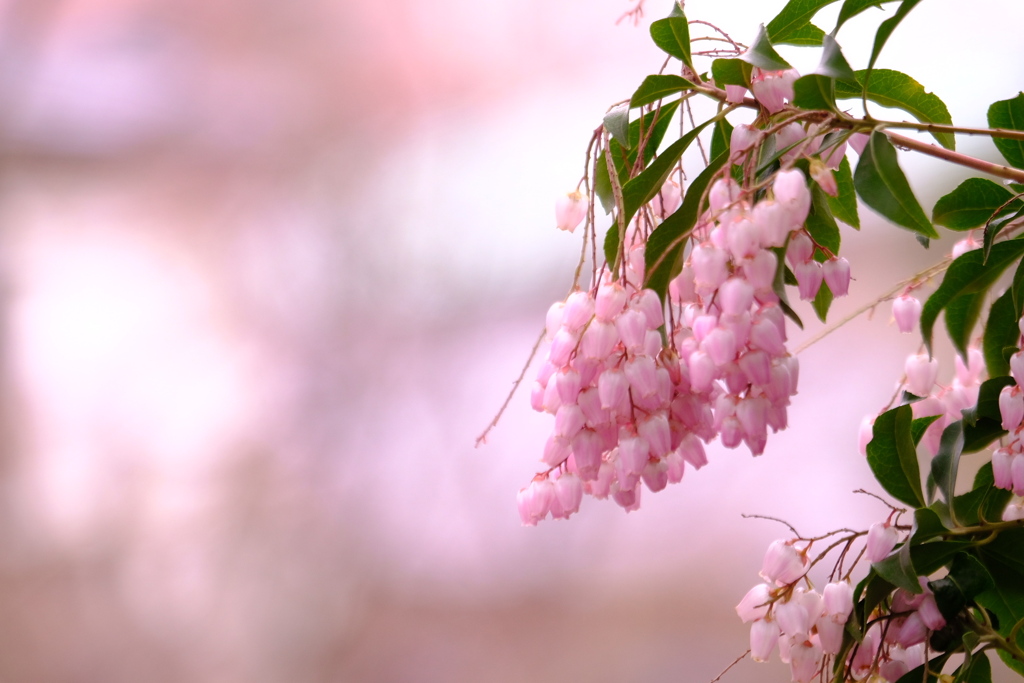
(879, 119, 1024, 142)
(474, 328, 546, 447)
(886, 131, 1024, 183)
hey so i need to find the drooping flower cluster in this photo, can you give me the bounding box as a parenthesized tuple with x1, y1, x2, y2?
(520, 163, 853, 525)
(994, 325, 1024, 497)
(738, 538, 946, 683)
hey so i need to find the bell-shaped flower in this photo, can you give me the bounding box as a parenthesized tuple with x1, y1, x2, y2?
(760, 539, 808, 585)
(786, 232, 814, 266)
(555, 191, 588, 232)
(641, 458, 669, 492)
(810, 158, 838, 196)
(1000, 385, 1024, 431)
(955, 346, 985, 386)
(725, 84, 747, 103)
(730, 124, 761, 164)
(793, 260, 823, 301)
(750, 618, 781, 662)
(736, 582, 773, 622)
(750, 68, 798, 113)
(691, 243, 730, 292)
(1011, 351, 1024, 388)
(553, 472, 583, 517)
(822, 257, 850, 296)
(708, 177, 742, 213)
(905, 353, 939, 397)
(788, 635, 822, 683)
(773, 169, 811, 225)
(866, 521, 899, 563)
(892, 295, 922, 333)
(595, 281, 627, 321)
(652, 179, 682, 219)
(775, 122, 805, 162)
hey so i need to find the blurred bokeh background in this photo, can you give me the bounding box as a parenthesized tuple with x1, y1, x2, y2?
(0, 0, 1020, 681)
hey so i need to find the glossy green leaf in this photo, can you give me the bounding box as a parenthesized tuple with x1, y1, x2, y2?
(962, 376, 1013, 453)
(982, 290, 1021, 378)
(950, 552, 995, 601)
(967, 463, 1013, 524)
(984, 204, 1024, 263)
(911, 507, 948, 542)
(792, 74, 837, 111)
(943, 291, 987, 360)
(604, 105, 630, 148)
(865, 0, 923, 81)
(855, 131, 936, 238)
(921, 238, 1024, 353)
(630, 75, 695, 108)
(911, 415, 941, 446)
(812, 281, 833, 322)
(932, 178, 1019, 230)
(976, 528, 1024, 676)
(814, 34, 856, 81)
(650, 16, 694, 70)
(835, 70, 954, 149)
(710, 118, 733, 163)
(873, 541, 920, 594)
(644, 152, 729, 302)
(954, 652, 991, 683)
(931, 423, 964, 508)
(772, 247, 804, 329)
(711, 58, 752, 88)
(987, 93, 1024, 169)
(827, 156, 860, 228)
(912, 540, 973, 576)
(765, 0, 840, 45)
(740, 24, 792, 71)
(834, 0, 898, 30)
(597, 101, 682, 214)
(806, 182, 841, 258)
(894, 653, 952, 683)
(867, 404, 924, 508)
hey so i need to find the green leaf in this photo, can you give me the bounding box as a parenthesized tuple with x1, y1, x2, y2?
(835, 70, 954, 150)
(894, 653, 952, 683)
(874, 541, 920, 594)
(604, 105, 630, 148)
(950, 552, 995, 602)
(930, 421, 964, 508)
(740, 24, 792, 72)
(815, 34, 856, 82)
(866, 404, 924, 508)
(710, 118, 734, 163)
(920, 239, 1024, 353)
(953, 463, 1003, 526)
(962, 377, 1013, 453)
(984, 204, 1024, 263)
(650, 17, 694, 71)
(827, 156, 860, 228)
(629, 75, 695, 108)
(711, 58, 752, 88)
(806, 181, 841, 258)
(987, 93, 1024, 169)
(644, 152, 729, 302)
(792, 74, 837, 111)
(911, 507, 948, 542)
(835, 0, 899, 30)
(911, 415, 941, 446)
(865, 0, 923, 83)
(854, 131, 936, 238)
(862, 572, 896, 624)
(772, 247, 804, 330)
(976, 529, 1024, 675)
(765, 0, 838, 45)
(812, 280, 834, 322)
(954, 652, 991, 683)
(912, 540, 973, 575)
(983, 289, 1021, 378)
(932, 178, 1020, 231)
(943, 291, 987, 360)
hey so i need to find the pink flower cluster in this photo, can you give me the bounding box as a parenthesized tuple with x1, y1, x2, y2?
(994, 338, 1024, 496)
(903, 346, 984, 456)
(739, 540, 946, 683)
(521, 166, 850, 524)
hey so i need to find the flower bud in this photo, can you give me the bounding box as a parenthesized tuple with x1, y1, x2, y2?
(730, 124, 762, 164)
(750, 68, 798, 114)
(793, 260, 823, 301)
(1000, 385, 1024, 431)
(736, 583, 772, 622)
(725, 84, 747, 103)
(555, 191, 588, 232)
(866, 522, 899, 563)
(892, 295, 922, 333)
(810, 159, 837, 196)
(595, 281, 627, 321)
(760, 539, 807, 585)
(773, 169, 811, 225)
(750, 618, 781, 662)
(708, 178, 741, 213)
(905, 353, 938, 397)
(822, 257, 850, 296)
(652, 179, 682, 219)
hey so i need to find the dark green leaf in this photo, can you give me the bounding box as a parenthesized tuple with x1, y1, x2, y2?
(772, 249, 804, 329)
(873, 541, 920, 594)
(954, 652, 991, 683)
(765, 0, 838, 45)
(932, 178, 1019, 231)
(835, 70, 954, 150)
(629, 75, 695, 108)
(976, 529, 1024, 675)
(650, 17, 694, 70)
(604, 105, 630, 148)
(812, 280, 833, 321)
(740, 24, 792, 71)
(894, 652, 952, 683)
(865, 0, 923, 84)
(954, 463, 1010, 526)
(711, 58, 752, 88)
(962, 377, 1013, 453)
(792, 74, 837, 111)
(644, 152, 729, 302)
(984, 204, 1024, 263)
(863, 572, 896, 624)
(710, 118, 734, 163)
(630, 99, 682, 162)
(911, 540, 972, 575)
(930, 421, 964, 507)
(983, 289, 1021, 378)
(921, 238, 1024, 353)
(827, 156, 860, 228)
(949, 552, 995, 601)
(911, 414, 942, 445)
(912, 507, 948, 542)
(814, 34, 856, 82)
(854, 131, 937, 238)
(867, 404, 924, 508)
(944, 291, 987, 360)
(930, 576, 967, 622)
(806, 182, 841, 258)
(835, 0, 899, 30)
(987, 93, 1024, 169)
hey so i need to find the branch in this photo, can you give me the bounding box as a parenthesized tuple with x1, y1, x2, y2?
(885, 131, 1024, 183)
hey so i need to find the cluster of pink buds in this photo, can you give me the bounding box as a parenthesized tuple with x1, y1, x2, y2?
(749, 68, 800, 114)
(737, 540, 854, 683)
(903, 346, 984, 456)
(994, 344, 1024, 496)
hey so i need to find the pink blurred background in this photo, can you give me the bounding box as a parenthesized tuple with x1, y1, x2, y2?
(0, 0, 1020, 680)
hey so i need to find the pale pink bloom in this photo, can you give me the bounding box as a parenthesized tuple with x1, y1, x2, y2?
(892, 295, 922, 333)
(624, 355, 659, 397)
(638, 412, 672, 457)
(652, 179, 682, 218)
(720, 416, 743, 448)
(793, 260, 823, 300)
(555, 191, 588, 232)
(725, 84, 747, 103)
(617, 432, 649, 475)
(553, 368, 582, 404)
(952, 234, 980, 258)
(880, 658, 910, 683)
(692, 313, 718, 343)
(1003, 501, 1024, 521)
(677, 433, 708, 469)
(554, 472, 583, 517)
(955, 346, 985, 386)
(866, 522, 899, 563)
(688, 350, 717, 393)
(669, 266, 697, 303)
(530, 382, 545, 412)
(730, 124, 761, 164)
(789, 636, 822, 683)
(750, 318, 786, 356)
(848, 133, 870, 155)
(850, 625, 880, 679)
(894, 612, 928, 648)
(1011, 351, 1024, 387)
(776, 594, 812, 635)
(773, 169, 811, 225)
(708, 178, 742, 213)
(739, 349, 772, 386)
(720, 312, 752, 349)
(641, 459, 669, 492)
(720, 278, 755, 316)
(822, 258, 850, 296)
(760, 539, 807, 585)
(750, 618, 781, 662)
(580, 320, 619, 360)
(816, 618, 844, 654)
(751, 68, 798, 113)
(576, 387, 608, 425)
(810, 160, 837, 196)
(737, 583, 773, 622)
(611, 480, 641, 511)
(665, 449, 686, 483)
(571, 430, 603, 480)
(737, 397, 769, 443)
(775, 123, 805, 162)
(751, 199, 791, 247)
(702, 326, 738, 366)
(994, 448, 1015, 490)
(595, 281, 627, 321)
(822, 581, 854, 619)
(554, 404, 585, 441)
(744, 249, 779, 291)
(905, 353, 938, 397)
(786, 232, 814, 265)
(917, 592, 945, 631)
(633, 289, 665, 329)
(1013, 452, 1024, 495)
(1000, 385, 1024, 431)
(562, 291, 594, 331)
(615, 308, 647, 352)
(691, 243, 730, 292)
(598, 368, 629, 411)
(727, 216, 760, 260)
